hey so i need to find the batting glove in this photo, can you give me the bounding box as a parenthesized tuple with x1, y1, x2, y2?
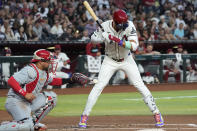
(109, 35, 123, 46)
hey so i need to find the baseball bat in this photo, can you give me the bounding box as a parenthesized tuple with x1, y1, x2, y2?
(83, 1, 104, 32)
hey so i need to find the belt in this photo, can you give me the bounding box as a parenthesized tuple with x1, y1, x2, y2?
(112, 58, 124, 62)
(106, 52, 131, 62)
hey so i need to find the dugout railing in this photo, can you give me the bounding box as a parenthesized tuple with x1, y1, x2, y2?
(0, 54, 196, 88)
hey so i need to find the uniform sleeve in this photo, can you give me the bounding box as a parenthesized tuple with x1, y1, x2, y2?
(61, 53, 70, 62)
(91, 28, 104, 44)
(8, 66, 36, 96)
(13, 66, 36, 85)
(126, 21, 139, 51)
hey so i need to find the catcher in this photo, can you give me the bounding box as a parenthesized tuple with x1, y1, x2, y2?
(0, 49, 89, 131)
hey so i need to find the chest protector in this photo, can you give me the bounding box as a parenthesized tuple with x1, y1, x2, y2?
(26, 64, 49, 93)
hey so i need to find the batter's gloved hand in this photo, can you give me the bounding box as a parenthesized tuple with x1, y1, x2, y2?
(102, 32, 111, 43)
(109, 35, 123, 46)
(71, 73, 89, 85)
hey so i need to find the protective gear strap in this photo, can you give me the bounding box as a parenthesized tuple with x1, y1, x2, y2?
(26, 64, 39, 93)
(7, 76, 27, 96)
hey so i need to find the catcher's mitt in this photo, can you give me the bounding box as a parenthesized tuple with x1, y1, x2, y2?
(71, 73, 89, 85)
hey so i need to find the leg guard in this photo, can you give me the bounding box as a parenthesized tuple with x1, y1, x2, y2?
(143, 95, 159, 114)
(32, 91, 57, 124)
(0, 118, 34, 131)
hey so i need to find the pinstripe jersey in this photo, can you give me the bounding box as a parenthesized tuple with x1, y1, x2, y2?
(7, 64, 53, 100)
(92, 20, 139, 60)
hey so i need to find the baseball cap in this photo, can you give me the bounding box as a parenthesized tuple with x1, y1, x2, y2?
(167, 48, 173, 53)
(178, 44, 183, 48)
(55, 44, 61, 50)
(4, 47, 11, 54)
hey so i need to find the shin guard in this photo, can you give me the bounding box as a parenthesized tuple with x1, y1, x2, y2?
(32, 91, 57, 124)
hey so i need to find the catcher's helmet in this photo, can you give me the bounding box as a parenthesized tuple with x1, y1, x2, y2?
(31, 49, 51, 63)
(113, 9, 128, 30)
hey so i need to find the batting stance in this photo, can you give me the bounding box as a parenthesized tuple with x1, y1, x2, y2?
(0, 49, 89, 131)
(79, 9, 164, 128)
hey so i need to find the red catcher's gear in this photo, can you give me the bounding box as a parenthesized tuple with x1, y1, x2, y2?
(113, 9, 128, 24)
(31, 49, 51, 63)
(8, 76, 27, 96)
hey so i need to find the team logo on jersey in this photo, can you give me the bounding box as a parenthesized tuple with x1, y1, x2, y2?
(130, 27, 136, 34)
(40, 78, 45, 82)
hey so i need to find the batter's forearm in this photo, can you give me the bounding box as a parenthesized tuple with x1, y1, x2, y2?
(123, 40, 138, 51)
(7, 76, 27, 96)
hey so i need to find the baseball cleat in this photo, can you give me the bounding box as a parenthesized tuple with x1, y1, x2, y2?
(79, 115, 88, 128)
(34, 123, 47, 131)
(154, 113, 164, 127)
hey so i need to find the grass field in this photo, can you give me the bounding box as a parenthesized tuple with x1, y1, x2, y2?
(0, 90, 197, 116)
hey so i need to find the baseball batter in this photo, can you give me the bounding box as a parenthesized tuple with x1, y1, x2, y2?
(0, 49, 89, 131)
(79, 9, 164, 128)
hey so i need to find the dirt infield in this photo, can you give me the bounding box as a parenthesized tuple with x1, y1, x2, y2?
(0, 83, 197, 131)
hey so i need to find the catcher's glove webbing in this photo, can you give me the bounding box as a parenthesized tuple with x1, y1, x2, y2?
(71, 73, 89, 85)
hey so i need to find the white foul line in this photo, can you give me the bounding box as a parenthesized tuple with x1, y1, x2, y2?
(188, 124, 197, 127)
(123, 96, 197, 101)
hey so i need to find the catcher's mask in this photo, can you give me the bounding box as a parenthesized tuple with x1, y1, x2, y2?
(48, 54, 58, 75)
(113, 9, 128, 31)
(31, 49, 57, 74)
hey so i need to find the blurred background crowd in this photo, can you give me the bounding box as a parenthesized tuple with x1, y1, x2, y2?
(0, 0, 196, 42)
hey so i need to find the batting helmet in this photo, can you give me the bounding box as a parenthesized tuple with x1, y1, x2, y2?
(113, 9, 128, 24)
(113, 9, 128, 30)
(31, 49, 51, 63)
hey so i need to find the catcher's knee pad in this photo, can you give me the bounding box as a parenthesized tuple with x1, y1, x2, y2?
(43, 91, 57, 106)
(33, 91, 57, 123)
(0, 118, 34, 131)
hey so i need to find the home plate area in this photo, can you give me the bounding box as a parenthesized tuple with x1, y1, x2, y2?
(47, 123, 197, 131)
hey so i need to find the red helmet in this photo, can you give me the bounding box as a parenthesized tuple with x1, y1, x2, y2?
(113, 9, 128, 24)
(31, 49, 51, 63)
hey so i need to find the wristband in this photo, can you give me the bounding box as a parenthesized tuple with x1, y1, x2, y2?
(125, 41, 132, 49)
